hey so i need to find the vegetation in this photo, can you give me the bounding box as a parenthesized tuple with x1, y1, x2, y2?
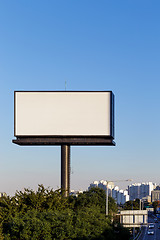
(123, 199, 140, 210)
(0, 185, 130, 239)
(152, 201, 159, 214)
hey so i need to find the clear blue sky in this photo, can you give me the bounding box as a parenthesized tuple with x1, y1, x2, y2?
(0, 0, 160, 195)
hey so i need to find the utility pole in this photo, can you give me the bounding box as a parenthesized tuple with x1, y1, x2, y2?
(106, 179, 132, 216)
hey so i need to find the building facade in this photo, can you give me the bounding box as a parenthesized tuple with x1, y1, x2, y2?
(128, 182, 156, 201)
(120, 210, 148, 228)
(151, 190, 160, 202)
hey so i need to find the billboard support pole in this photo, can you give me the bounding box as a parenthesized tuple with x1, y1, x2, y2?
(61, 145, 70, 197)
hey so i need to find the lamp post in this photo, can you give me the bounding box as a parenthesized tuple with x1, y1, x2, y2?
(106, 179, 132, 216)
(140, 199, 141, 210)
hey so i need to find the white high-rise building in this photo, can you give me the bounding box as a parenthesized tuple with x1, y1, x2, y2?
(88, 180, 114, 196)
(128, 182, 156, 200)
(112, 187, 129, 205)
(88, 180, 129, 204)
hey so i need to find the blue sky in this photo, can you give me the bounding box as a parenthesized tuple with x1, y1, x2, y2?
(0, 0, 160, 195)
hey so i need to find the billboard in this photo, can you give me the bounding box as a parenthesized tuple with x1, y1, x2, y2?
(14, 91, 114, 138)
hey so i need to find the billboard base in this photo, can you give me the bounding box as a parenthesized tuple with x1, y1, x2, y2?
(61, 145, 70, 197)
(12, 137, 115, 146)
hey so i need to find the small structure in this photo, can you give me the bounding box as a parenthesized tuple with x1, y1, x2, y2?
(120, 210, 148, 228)
(147, 208, 154, 213)
(151, 190, 160, 202)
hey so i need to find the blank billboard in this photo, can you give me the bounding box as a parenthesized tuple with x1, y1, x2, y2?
(14, 91, 114, 137)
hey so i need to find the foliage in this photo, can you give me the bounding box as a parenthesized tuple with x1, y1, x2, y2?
(71, 187, 106, 212)
(108, 196, 118, 216)
(152, 201, 159, 213)
(123, 199, 140, 210)
(0, 185, 130, 240)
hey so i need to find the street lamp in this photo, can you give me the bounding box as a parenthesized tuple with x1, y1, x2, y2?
(106, 179, 132, 216)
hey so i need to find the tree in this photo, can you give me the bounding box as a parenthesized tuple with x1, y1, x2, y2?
(72, 187, 106, 213)
(152, 201, 159, 214)
(0, 185, 130, 240)
(108, 196, 118, 216)
(123, 199, 140, 210)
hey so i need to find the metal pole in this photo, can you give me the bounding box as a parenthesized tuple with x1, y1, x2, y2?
(132, 202, 135, 239)
(133, 227, 135, 239)
(61, 145, 70, 197)
(105, 179, 132, 216)
(106, 182, 109, 216)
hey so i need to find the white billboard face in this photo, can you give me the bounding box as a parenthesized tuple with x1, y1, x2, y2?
(14, 91, 114, 137)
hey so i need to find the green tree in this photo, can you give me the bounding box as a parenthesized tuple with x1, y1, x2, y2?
(123, 199, 140, 210)
(152, 201, 159, 214)
(108, 196, 118, 216)
(72, 187, 106, 213)
(0, 185, 130, 240)
(14, 185, 70, 212)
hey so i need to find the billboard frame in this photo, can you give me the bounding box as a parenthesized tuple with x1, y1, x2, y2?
(13, 91, 115, 146)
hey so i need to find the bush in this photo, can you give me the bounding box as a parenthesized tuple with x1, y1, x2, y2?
(0, 185, 130, 240)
